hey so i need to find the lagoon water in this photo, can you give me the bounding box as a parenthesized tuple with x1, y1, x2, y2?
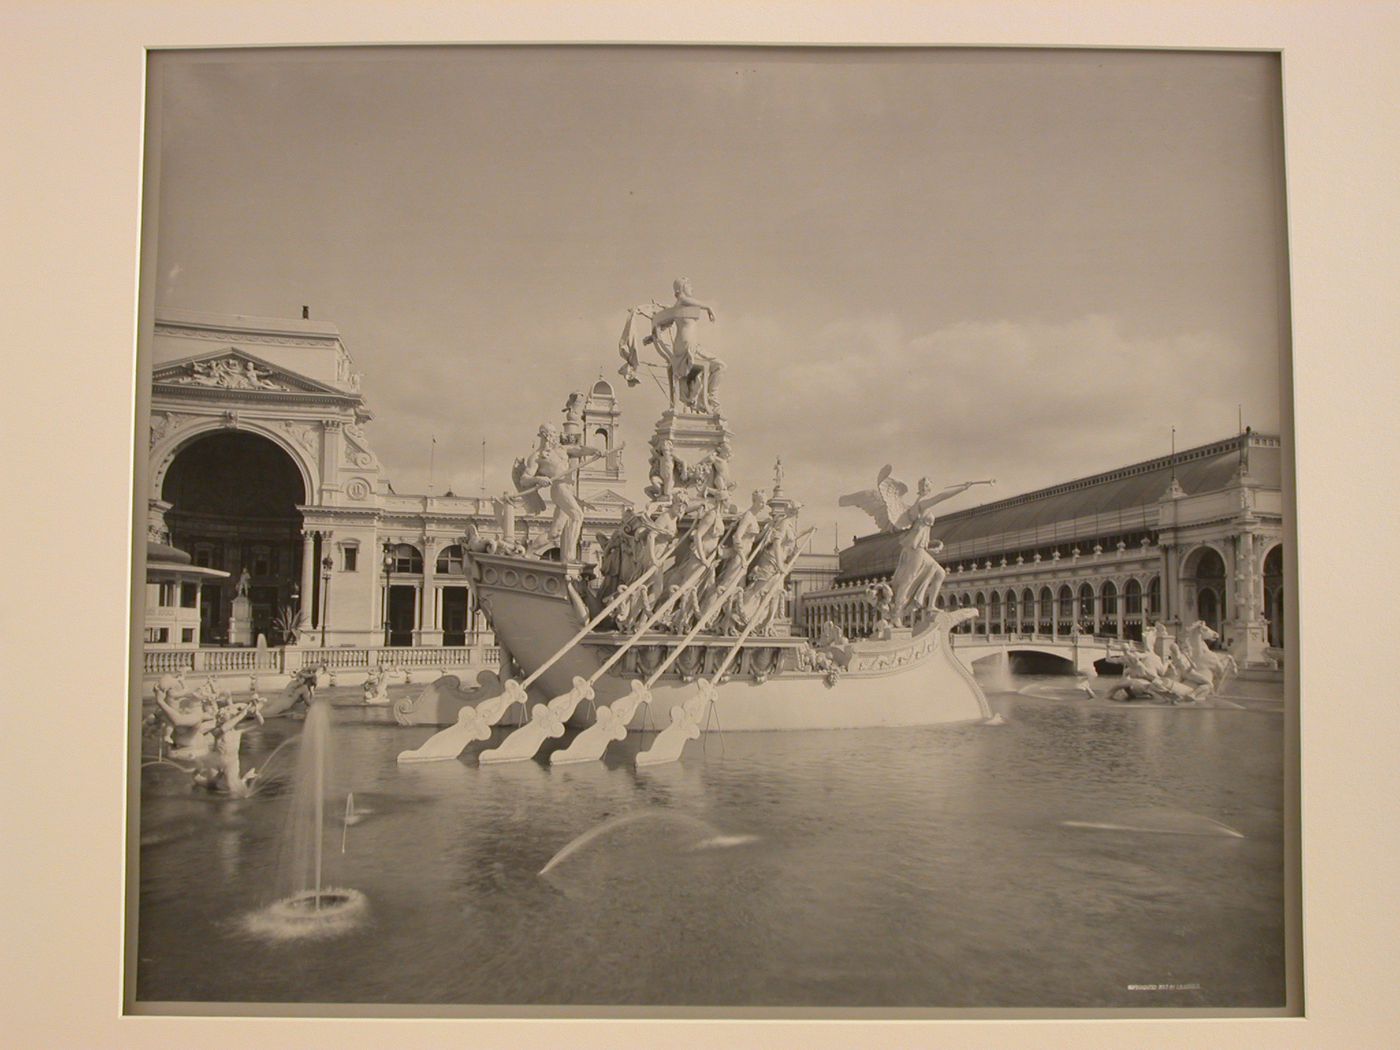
(135, 675, 1286, 1010)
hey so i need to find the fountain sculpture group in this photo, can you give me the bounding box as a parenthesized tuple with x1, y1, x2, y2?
(1102, 620, 1240, 703)
(147, 670, 264, 796)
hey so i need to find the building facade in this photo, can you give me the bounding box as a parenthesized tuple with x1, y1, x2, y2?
(801, 432, 1286, 667)
(145, 309, 633, 651)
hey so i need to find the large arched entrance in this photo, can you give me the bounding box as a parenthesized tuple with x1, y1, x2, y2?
(161, 431, 306, 645)
(1181, 546, 1227, 633)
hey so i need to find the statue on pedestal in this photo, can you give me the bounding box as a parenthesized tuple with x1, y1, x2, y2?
(648, 278, 724, 415)
(510, 423, 624, 560)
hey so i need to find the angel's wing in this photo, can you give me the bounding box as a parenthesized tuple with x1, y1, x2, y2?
(837, 464, 910, 532)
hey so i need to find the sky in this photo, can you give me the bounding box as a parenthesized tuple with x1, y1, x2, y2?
(150, 46, 1288, 551)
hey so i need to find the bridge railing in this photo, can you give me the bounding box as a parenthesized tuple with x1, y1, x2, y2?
(949, 630, 1122, 648)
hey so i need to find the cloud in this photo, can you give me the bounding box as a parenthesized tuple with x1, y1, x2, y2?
(708, 313, 1277, 547)
(346, 307, 1279, 554)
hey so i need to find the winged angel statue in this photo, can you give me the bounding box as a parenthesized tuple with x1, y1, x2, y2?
(839, 467, 995, 622)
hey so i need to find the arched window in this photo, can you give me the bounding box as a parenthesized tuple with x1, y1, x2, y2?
(390, 543, 423, 574)
(1147, 576, 1161, 617)
(1058, 585, 1074, 620)
(594, 427, 610, 448)
(435, 544, 466, 575)
(1124, 578, 1142, 615)
(1101, 580, 1118, 616)
(1078, 583, 1095, 619)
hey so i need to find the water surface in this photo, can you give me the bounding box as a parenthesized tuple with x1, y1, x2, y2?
(135, 675, 1286, 1010)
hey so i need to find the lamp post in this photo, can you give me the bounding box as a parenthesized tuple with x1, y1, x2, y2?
(289, 582, 300, 646)
(382, 544, 394, 646)
(320, 556, 332, 647)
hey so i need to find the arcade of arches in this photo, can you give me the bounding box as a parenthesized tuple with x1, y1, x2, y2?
(800, 431, 1287, 667)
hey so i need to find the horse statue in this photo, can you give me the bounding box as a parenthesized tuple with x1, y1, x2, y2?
(1180, 620, 1238, 692)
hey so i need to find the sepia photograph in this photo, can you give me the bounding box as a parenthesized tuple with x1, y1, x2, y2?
(122, 43, 1301, 1017)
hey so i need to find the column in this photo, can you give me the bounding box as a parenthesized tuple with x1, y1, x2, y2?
(1161, 543, 1179, 624)
(1232, 530, 1270, 666)
(419, 537, 440, 646)
(299, 530, 316, 631)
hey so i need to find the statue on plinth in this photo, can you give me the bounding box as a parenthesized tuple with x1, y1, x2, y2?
(645, 278, 724, 415)
(510, 422, 624, 561)
(841, 468, 995, 622)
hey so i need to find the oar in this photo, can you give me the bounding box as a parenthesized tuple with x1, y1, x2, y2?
(548, 528, 765, 766)
(545, 563, 718, 766)
(480, 533, 710, 765)
(488, 523, 692, 718)
(638, 528, 814, 767)
(401, 523, 692, 765)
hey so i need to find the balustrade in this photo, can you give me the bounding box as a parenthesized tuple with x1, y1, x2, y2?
(144, 635, 495, 679)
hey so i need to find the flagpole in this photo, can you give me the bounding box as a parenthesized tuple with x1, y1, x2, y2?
(429, 435, 436, 494)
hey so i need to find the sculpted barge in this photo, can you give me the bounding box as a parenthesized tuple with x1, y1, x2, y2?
(396, 280, 996, 767)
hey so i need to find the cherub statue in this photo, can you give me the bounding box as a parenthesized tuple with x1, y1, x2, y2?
(865, 581, 895, 638)
(696, 439, 737, 505)
(645, 435, 689, 500)
(362, 663, 405, 705)
(152, 673, 219, 761)
(192, 697, 265, 796)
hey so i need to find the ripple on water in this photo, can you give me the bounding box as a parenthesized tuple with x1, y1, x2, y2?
(240, 888, 369, 941)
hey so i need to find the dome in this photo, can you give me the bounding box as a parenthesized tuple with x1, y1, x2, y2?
(590, 379, 615, 399)
(146, 540, 193, 566)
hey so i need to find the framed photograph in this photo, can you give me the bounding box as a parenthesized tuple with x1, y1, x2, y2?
(8, 3, 1397, 1049)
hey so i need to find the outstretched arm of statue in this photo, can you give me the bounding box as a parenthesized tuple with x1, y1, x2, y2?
(675, 293, 716, 321)
(916, 479, 995, 512)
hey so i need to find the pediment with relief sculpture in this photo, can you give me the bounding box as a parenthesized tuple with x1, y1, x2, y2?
(153, 348, 354, 398)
